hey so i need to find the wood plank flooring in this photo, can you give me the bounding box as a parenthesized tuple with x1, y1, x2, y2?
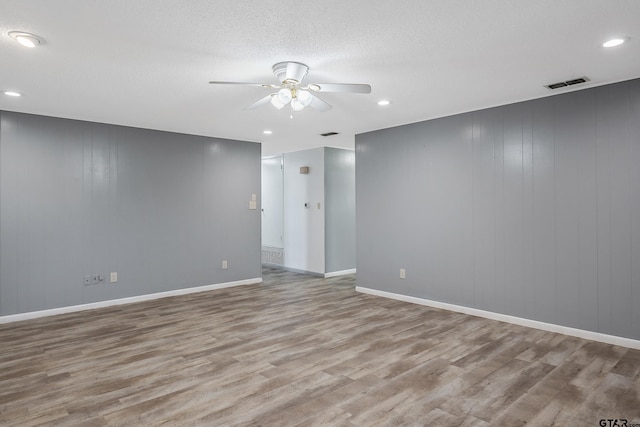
(1, 267, 639, 426)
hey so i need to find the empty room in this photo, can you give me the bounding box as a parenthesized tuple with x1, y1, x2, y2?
(1, 1, 640, 426)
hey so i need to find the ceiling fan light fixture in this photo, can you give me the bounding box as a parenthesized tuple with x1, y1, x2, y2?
(9, 31, 42, 48)
(297, 90, 313, 107)
(277, 88, 292, 105)
(291, 98, 306, 112)
(308, 84, 321, 92)
(270, 94, 286, 109)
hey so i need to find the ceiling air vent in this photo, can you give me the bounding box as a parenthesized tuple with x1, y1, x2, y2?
(545, 76, 590, 90)
(320, 132, 339, 137)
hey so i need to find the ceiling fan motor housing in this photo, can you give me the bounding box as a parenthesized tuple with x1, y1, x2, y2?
(273, 61, 309, 84)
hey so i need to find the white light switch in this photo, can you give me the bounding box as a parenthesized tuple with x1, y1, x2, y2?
(400, 268, 406, 279)
(222, 260, 228, 269)
(251, 193, 257, 202)
(249, 200, 257, 210)
(110, 272, 118, 283)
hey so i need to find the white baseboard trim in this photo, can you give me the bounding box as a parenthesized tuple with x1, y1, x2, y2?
(356, 286, 640, 350)
(324, 269, 356, 278)
(262, 264, 325, 277)
(0, 277, 262, 325)
(263, 264, 355, 278)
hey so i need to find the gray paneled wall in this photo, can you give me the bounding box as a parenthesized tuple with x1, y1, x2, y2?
(0, 111, 261, 316)
(325, 148, 356, 273)
(356, 78, 640, 340)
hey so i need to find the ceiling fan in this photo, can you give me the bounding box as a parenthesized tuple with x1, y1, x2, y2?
(209, 61, 371, 113)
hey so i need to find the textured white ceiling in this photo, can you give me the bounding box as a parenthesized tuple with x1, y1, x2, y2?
(1, 0, 639, 156)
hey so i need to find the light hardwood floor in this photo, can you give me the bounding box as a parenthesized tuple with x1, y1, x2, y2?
(1, 268, 639, 426)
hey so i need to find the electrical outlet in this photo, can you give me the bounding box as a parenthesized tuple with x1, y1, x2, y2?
(400, 268, 406, 279)
(222, 260, 228, 270)
(91, 275, 100, 285)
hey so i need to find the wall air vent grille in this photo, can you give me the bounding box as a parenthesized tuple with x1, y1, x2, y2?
(545, 76, 590, 90)
(320, 132, 339, 137)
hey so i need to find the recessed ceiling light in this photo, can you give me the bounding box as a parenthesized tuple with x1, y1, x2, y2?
(263, 130, 273, 135)
(8, 31, 42, 48)
(4, 91, 22, 97)
(377, 100, 391, 106)
(603, 38, 626, 48)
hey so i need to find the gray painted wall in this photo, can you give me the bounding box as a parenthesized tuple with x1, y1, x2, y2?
(0, 111, 261, 316)
(356, 78, 640, 341)
(325, 148, 356, 273)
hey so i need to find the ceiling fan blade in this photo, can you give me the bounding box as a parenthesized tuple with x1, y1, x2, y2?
(308, 94, 332, 112)
(244, 94, 274, 110)
(209, 81, 279, 89)
(308, 83, 371, 94)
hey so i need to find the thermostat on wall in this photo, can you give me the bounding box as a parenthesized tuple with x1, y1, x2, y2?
(300, 166, 309, 174)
